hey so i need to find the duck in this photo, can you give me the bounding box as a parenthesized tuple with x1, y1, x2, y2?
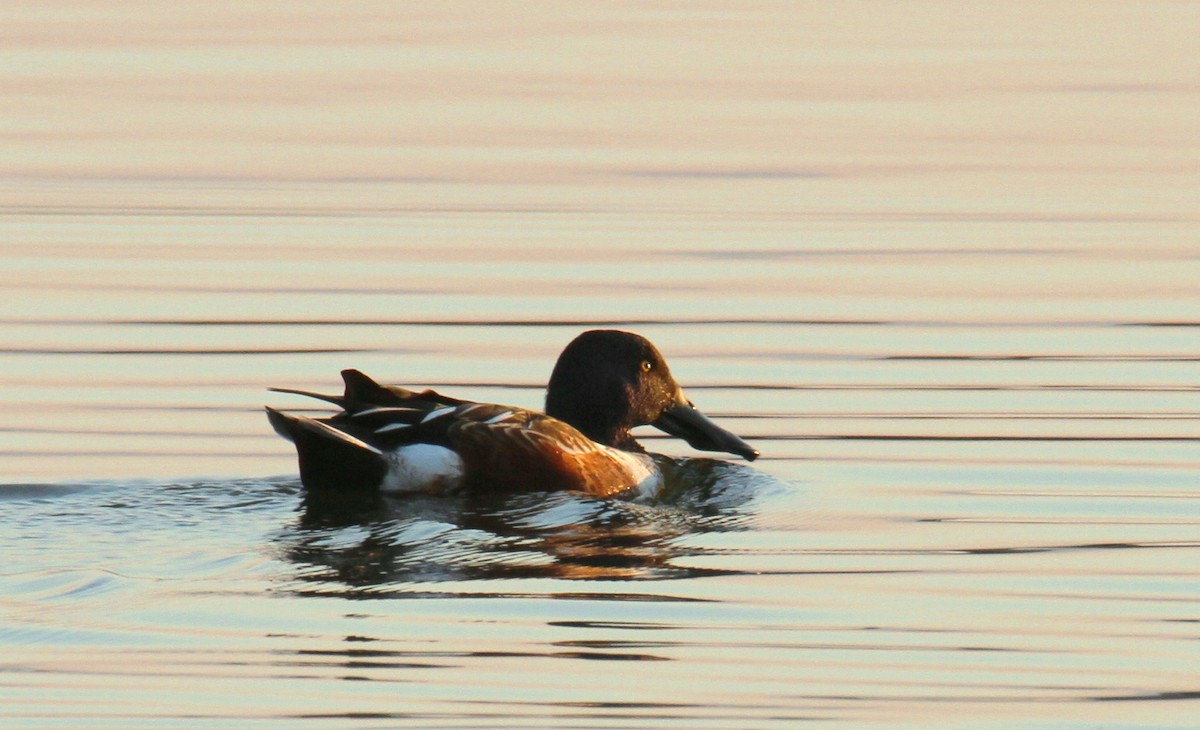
(266, 329, 758, 497)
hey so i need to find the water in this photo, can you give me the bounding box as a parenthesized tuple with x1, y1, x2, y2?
(2, 3, 1199, 728)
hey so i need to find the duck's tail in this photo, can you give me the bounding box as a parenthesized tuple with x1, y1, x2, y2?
(265, 407, 387, 491)
(265, 387, 345, 408)
(339, 369, 447, 408)
(266, 370, 404, 410)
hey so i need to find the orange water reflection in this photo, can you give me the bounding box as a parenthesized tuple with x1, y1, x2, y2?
(2, 2, 1199, 728)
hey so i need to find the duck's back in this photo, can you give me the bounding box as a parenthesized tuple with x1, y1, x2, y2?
(268, 370, 657, 496)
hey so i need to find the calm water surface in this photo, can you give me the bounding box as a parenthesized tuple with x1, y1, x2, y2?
(2, 3, 1198, 728)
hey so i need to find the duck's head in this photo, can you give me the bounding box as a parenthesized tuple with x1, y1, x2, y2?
(545, 329, 759, 461)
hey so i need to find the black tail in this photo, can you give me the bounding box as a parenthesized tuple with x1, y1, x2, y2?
(265, 407, 387, 492)
(265, 386, 345, 408)
(341, 368, 390, 402)
(340, 369, 458, 408)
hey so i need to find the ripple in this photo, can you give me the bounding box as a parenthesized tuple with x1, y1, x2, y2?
(1, 568, 135, 603)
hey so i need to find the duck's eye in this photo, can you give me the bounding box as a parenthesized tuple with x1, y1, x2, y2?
(640, 360, 653, 373)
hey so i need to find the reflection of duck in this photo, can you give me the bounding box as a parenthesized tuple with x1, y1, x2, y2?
(281, 463, 780, 588)
(267, 330, 757, 497)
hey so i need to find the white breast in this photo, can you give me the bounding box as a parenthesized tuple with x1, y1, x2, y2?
(379, 443, 465, 493)
(609, 449, 662, 497)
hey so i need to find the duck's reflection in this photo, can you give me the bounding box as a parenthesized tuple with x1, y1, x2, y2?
(276, 457, 785, 589)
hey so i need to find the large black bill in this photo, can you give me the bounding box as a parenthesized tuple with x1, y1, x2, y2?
(653, 399, 759, 461)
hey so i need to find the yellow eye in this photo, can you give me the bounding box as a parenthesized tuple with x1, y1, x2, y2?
(640, 360, 653, 372)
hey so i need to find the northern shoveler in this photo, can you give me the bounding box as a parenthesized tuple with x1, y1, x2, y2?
(266, 329, 758, 497)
